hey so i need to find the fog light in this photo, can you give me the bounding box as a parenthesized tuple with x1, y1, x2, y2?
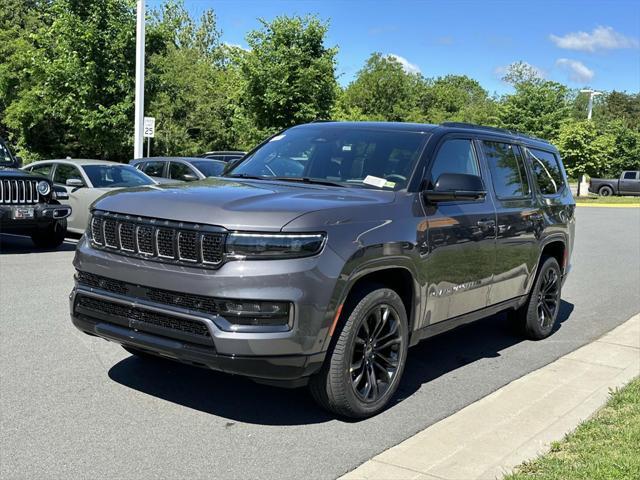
(219, 300, 291, 326)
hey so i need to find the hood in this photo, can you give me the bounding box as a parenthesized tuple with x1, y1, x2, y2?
(93, 178, 395, 230)
(0, 167, 45, 180)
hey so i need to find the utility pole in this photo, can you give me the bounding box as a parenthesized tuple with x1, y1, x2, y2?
(133, 0, 145, 159)
(580, 89, 602, 121)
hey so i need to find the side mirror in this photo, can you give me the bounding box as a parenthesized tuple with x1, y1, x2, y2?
(424, 173, 486, 202)
(66, 178, 84, 188)
(15, 156, 23, 168)
(182, 174, 198, 182)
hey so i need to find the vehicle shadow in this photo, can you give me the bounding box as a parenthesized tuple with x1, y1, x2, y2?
(107, 300, 574, 425)
(0, 233, 78, 254)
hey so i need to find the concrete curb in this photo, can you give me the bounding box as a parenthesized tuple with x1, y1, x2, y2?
(575, 203, 640, 208)
(340, 314, 640, 480)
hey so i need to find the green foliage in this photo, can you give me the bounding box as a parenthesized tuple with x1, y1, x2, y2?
(499, 80, 572, 140)
(338, 53, 425, 122)
(240, 15, 338, 134)
(555, 120, 616, 178)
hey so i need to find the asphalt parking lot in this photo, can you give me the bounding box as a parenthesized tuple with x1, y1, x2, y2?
(1, 207, 639, 480)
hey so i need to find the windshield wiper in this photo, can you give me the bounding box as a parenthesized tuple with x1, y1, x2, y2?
(226, 173, 267, 180)
(271, 177, 345, 187)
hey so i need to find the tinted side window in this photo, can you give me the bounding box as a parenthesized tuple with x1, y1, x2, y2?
(30, 164, 54, 179)
(53, 164, 84, 185)
(169, 162, 196, 181)
(623, 171, 637, 180)
(427, 139, 480, 188)
(527, 148, 565, 195)
(483, 141, 530, 199)
(141, 161, 165, 177)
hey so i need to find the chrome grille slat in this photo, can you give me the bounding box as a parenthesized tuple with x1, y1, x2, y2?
(0, 179, 41, 205)
(89, 212, 225, 268)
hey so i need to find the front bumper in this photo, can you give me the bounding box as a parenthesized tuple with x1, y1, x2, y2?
(70, 236, 344, 384)
(0, 203, 71, 232)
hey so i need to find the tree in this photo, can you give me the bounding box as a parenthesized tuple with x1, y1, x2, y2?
(499, 80, 571, 140)
(338, 53, 425, 122)
(501, 61, 544, 86)
(422, 75, 498, 125)
(555, 120, 616, 178)
(2, 0, 137, 161)
(240, 15, 337, 134)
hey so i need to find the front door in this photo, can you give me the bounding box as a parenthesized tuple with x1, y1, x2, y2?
(419, 136, 497, 325)
(52, 163, 89, 232)
(480, 140, 541, 305)
(619, 171, 639, 195)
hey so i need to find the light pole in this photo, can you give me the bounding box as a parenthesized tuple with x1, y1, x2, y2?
(580, 89, 602, 121)
(133, 0, 145, 159)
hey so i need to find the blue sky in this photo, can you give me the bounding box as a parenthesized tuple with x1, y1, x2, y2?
(150, 0, 640, 95)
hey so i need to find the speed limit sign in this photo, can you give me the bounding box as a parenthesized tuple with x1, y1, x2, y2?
(143, 117, 155, 138)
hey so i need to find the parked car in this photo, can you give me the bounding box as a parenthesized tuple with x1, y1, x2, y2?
(130, 157, 227, 182)
(201, 151, 246, 162)
(0, 138, 71, 247)
(24, 159, 156, 234)
(70, 121, 575, 418)
(588, 171, 640, 196)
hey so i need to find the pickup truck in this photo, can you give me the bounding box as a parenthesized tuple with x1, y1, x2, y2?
(589, 171, 640, 196)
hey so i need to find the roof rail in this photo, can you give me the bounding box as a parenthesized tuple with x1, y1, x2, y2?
(440, 122, 550, 144)
(310, 119, 335, 123)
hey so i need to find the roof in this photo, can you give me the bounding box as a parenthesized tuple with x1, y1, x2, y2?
(131, 157, 225, 163)
(30, 159, 126, 166)
(293, 121, 438, 133)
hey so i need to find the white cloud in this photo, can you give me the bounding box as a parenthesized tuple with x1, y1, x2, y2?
(386, 54, 421, 74)
(223, 42, 249, 52)
(556, 58, 594, 83)
(550, 26, 639, 52)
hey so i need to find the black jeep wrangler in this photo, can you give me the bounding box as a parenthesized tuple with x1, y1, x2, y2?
(0, 138, 71, 248)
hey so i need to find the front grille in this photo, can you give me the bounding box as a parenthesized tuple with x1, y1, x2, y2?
(0, 179, 42, 205)
(89, 211, 225, 268)
(77, 271, 219, 316)
(76, 295, 210, 338)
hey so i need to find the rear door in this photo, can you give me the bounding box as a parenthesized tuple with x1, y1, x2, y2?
(480, 140, 542, 305)
(419, 135, 497, 324)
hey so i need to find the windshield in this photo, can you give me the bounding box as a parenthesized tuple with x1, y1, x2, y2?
(227, 126, 427, 190)
(1, 141, 15, 165)
(191, 160, 225, 177)
(83, 164, 154, 188)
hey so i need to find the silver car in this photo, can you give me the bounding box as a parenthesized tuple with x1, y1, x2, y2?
(23, 159, 156, 234)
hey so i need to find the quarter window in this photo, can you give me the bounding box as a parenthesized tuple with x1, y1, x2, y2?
(30, 164, 54, 179)
(427, 139, 480, 188)
(526, 148, 565, 195)
(483, 142, 530, 199)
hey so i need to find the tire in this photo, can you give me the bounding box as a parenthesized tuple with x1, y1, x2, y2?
(309, 287, 409, 418)
(30, 219, 67, 248)
(509, 256, 562, 340)
(598, 185, 613, 197)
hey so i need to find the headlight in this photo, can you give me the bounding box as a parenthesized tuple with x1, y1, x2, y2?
(225, 232, 326, 259)
(37, 180, 51, 196)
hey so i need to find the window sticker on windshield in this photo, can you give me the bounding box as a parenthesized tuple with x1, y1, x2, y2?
(363, 175, 387, 188)
(342, 145, 352, 151)
(384, 181, 396, 189)
(269, 134, 286, 142)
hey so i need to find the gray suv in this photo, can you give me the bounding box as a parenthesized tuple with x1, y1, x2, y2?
(70, 122, 575, 418)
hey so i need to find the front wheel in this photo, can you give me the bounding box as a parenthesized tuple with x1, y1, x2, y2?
(30, 220, 67, 248)
(509, 256, 562, 340)
(310, 288, 409, 418)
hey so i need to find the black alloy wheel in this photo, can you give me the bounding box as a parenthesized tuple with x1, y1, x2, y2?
(350, 303, 403, 403)
(536, 267, 560, 329)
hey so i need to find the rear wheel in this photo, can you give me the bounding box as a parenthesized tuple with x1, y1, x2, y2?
(598, 185, 613, 197)
(509, 256, 562, 340)
(30, 220, 67, 248)
(310, 287, 409, 418)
